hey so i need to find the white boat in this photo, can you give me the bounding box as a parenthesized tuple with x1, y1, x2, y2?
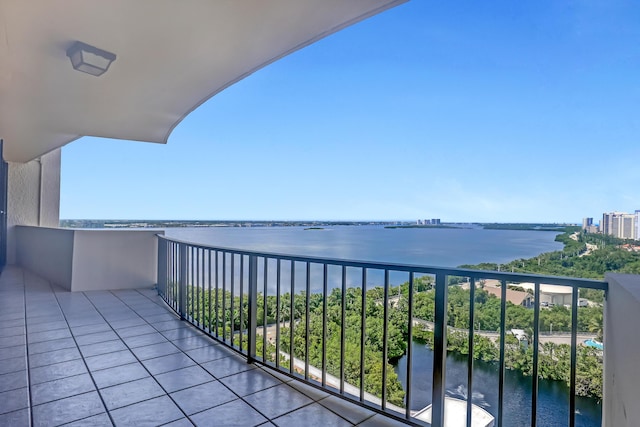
(413, 396, 495, 427)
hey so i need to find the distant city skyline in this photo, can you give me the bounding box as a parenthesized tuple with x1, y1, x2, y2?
(60, 1, 640, 222)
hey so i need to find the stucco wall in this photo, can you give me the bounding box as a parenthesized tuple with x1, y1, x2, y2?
(15, 226, 161, 291)
(7, 149, 61, 264)
(39, 150, 61, 227)
(15, 226, 73, 289)
(71, 230, 159, 292)
(603, 273, 640, 427)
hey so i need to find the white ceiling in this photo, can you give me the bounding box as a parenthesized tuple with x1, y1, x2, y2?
(0, 0, 406, 163)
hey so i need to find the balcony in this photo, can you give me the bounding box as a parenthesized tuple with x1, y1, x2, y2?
(3, 232, 639, 426)
(0, 265, 404, 426)
(4, 2, 634, 425)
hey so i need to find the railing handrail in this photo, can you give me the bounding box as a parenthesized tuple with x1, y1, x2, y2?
(156, 234, 608, 290)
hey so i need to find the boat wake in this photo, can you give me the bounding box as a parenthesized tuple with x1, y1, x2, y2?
(447, 384, 490, 408)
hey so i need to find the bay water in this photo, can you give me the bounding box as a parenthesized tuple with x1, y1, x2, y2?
(164, 225, 563, 266)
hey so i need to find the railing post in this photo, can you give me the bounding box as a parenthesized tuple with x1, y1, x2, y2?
(432, 273, 448, 427)
(569, 287, 579, 427)
(247, 255, 258, 363)
(157, 237, 167, 297)
(179, 243, 188, 320)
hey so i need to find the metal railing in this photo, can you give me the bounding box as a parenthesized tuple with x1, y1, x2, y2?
(156, 235, 607, 427)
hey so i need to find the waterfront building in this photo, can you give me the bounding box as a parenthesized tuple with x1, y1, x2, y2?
(582, 217, 593, 230)
(518, 283, 573, 306)
(601, 211, 637, 240)
(484, 286, 534, 308)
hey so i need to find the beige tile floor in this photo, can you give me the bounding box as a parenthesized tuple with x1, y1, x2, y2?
(0, 266, 414, 426)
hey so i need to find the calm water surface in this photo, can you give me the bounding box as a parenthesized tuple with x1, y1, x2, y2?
(164, 225, 563, 267)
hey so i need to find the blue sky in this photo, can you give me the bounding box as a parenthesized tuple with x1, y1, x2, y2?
(61, 1, 640, 223)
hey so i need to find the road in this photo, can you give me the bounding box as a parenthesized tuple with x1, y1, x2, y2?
(412, 318, 596, 346)
(570, 231, 598, 257)
(256, 319, 596, 347)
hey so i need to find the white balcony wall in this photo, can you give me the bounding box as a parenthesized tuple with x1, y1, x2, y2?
(7, 149, 61, 264)
(604, 273, 640, 427)
(16, 226, 161, 291)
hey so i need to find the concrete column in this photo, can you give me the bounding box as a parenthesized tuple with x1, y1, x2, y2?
(7, 149, 61, 264)
(603, 273, 640, 427)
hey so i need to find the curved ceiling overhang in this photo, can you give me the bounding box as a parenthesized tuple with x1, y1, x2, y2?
(0, 0, 406, 163)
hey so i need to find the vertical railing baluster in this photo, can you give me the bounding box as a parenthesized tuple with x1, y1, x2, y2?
(340, 265, 347, 394)
(190, 246, 194, 321)
(231, 254, 235, 347)
(360, 268, 367, 403)
(174, 242, 178, 307)
(498, 279, 507, 427)
(322, 263, 328, 387)
(223, 252, 227, 343)
(162, 238, 165, 296)
(431, 273, 448, 427)
(162, 238, 167, 297)
(176, 242, 179, 310)
(168, 242, 172, 306)
(467, 277, 476, 427)
(239, 255, 244, 353)
(304, 262, 311, 380)
(569, 287, 579, 427)
(406, 272, 414, 419)
(169, 242, 173, 307)
(201, 248, 205, 327)
(532, 281, 541, 427)
(208, 250, 212, 334)
(156, 238, 163, 296)
(290, 261, 295, 373)
(179, 243, 187, 320)
(263, 259, 268, 361)
(170, 242, 174, 308)
(381, 269, 389, 410)
(196, 248, 200, 326)
(193, 248, 197, 324)
(276, 259, 281, 368)
(215, 251, 219, 337)
(176, 242, 180, 310)
(247, 255, 258, 363)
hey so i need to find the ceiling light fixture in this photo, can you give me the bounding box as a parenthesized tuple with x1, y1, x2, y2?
(66, 41, 116, 77)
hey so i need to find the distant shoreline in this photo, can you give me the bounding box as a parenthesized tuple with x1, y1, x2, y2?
(384, 225, 463, 229)
(479, 223, 575, 232)
(60, 219, 578, 232)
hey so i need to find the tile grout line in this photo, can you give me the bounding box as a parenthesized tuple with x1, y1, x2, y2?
(138, 288, 362, 426)
(81, 289, 193, 424)
(117, 288, 289, 425)
(111, 289, 245, 422)
(47, 284, 116, 427)
(21, 269, 34, 427)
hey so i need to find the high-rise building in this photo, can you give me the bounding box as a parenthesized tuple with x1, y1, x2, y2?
(601, 211, 637, 240)
(582, 217, 593, 230)
(622, 215, 635, 240)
